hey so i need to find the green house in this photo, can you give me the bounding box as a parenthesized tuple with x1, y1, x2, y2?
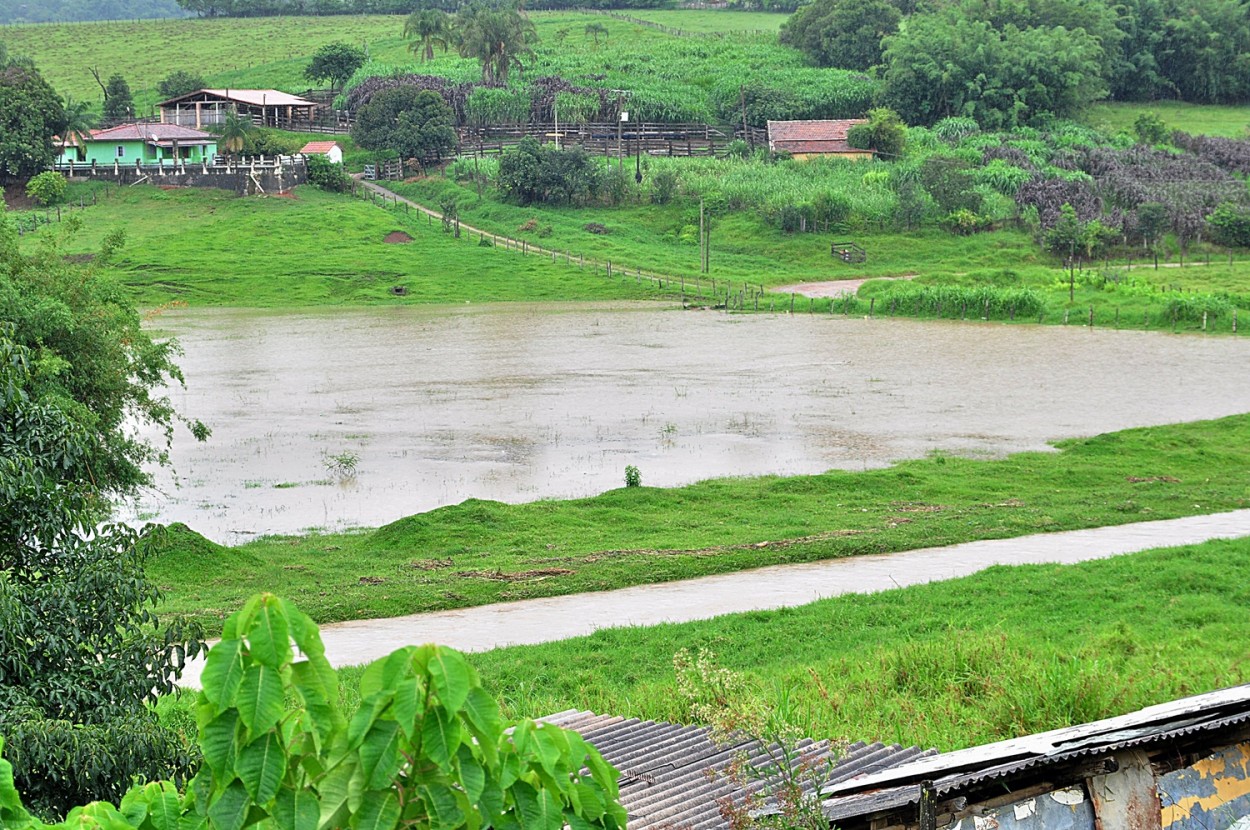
(57, 123, 218, 166)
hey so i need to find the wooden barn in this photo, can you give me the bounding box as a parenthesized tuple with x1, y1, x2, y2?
(158, 89, 319, 130)
(767, 119, 874, 160)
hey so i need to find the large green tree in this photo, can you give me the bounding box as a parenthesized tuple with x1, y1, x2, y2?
(304, 40, 366, 92)
(0, 62, 65, 183)
(780, 0, 900, 70)
(100, 73, 133, 121)
(0, 218, 208, 819)
(352, 86, 456, 166)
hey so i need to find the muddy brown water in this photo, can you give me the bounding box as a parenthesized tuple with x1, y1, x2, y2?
(125, 303, 1250, 544)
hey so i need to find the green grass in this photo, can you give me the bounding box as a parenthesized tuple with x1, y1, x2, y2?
(1082, 101, 1250, 139)
(442, 536, 1250, 750)
(388, 174, 1250, 334)
(148, 413, 1250, 635)
(602, 9, 789, 33)
(21, 184, 665, 306)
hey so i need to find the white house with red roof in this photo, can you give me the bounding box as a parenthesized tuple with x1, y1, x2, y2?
(299, 140, 343, 165)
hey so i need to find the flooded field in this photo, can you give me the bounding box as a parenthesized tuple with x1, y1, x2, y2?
(127, 303, 1250, 543)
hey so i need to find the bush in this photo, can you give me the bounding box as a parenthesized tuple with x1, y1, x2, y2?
(625, 465, 642, 487)
(305, 153, 351, 192)
(0, 594, 629, 830)
(650, 167, 678, 205)
(24, 171, 66, 205)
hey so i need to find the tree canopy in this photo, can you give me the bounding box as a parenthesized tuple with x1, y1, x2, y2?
(779, 0, 900, 70)
(304, 40, 366, 91)
(454, 4, 538, 86)
(157, 70, 206, 100)
(0, 61, 66, 182)
(100, 73, 134, 121)
(352, 86, 457, 166)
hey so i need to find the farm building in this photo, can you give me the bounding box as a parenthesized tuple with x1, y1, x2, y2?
(767, 119, 873, 160)
(56, 123, 218, 166)
(547, 683, 1250, 830)
(300, 140, 344, 164)
(158, 89, 318, 129)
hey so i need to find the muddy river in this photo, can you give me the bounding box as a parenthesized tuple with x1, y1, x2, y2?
(125, 303, 1250, 544)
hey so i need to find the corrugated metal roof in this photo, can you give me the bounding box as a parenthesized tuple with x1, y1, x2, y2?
(819, 684, 1250, 822)
(541, 710, 932, 830)
(766, 119, 869, 155)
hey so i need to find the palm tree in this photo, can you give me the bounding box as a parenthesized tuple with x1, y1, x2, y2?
(216, 110, 251, 159)
(455, 5, 538, 86)
(584, 22, 608, 47)
(403, 9, 452, 63)
(61, 96, 97, 160)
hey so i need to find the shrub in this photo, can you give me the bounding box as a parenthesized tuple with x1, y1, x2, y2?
(24, 171, 66, 206)
(0, 594, 628, 830)
(305, 154, 351, 192)
(650, 168, 678, 205)
(625, 465, 642, 487)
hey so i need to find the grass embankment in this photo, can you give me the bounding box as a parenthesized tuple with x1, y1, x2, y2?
(1083, 101, 1250, 139)
(438, 536, 1250, 751)
(389, 175, 1250, 334)
(25, 184, 663, 306)
(149, 414, 1250, 635)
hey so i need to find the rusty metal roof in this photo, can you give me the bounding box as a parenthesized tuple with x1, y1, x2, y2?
(541, 710, 932, 830)
(818, 683, 1250, 822)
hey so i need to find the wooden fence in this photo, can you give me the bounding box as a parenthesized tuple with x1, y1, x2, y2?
(456, 121, 764, 158)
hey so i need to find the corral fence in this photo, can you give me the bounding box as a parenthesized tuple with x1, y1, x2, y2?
(456, 121, 766, 158)
(53, 155, 308, 195)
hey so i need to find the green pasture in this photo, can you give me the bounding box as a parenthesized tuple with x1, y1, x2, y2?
(147, 413, 1250, 634)
(1082, 101, 1250, 139)
(21, 184, 662, 306)
(452, 536, 1250, 750)
(615, 9, 789, 32)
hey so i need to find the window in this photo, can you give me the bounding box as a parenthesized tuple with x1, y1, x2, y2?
(116, 145, 125, 158)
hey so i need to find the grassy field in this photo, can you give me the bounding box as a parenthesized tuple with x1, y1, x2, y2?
(617, 9, 789, 32)
(446, 536, 1250, 750)
(147, 413, 1250, 634)
(388, 174, 1250, 334)
(23, 184, 663, 306)
(1082, 101, 1250, 139)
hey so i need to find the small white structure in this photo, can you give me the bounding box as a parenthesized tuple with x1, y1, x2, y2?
(300, 140, 344, 165)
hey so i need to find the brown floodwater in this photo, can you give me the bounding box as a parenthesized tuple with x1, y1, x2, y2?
(124, 303, 1250, 544)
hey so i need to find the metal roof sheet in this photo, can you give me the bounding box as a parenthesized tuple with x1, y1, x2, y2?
(158, 89, 316, 108)
(542, 710, 931, 830)
(818, 684, 1250, 822)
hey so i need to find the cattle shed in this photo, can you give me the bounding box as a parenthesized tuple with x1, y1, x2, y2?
(158, 89, 318, 129)
(766, 119, 874, 160)
(818, 684, 1250, 830)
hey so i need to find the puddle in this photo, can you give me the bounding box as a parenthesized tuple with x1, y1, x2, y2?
(124, 303, 1250, 544)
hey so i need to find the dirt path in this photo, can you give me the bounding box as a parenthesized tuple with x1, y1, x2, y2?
(177, 509, 1250, 686)
(775, 274, 917, 297)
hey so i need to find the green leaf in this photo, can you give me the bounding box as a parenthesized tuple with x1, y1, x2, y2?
(247, 596, 293, 669)
(238, 732, 287, 804)
(359, 648, 414, 701)
(207, 781, 250, 830)
(571, 783, 604, 820)
(462, 687, 503, 761)
(418, 781, 466, 830)
(201, 710, 241, 778)
(351, 791, 400, 830)
(421, 706, 462, 768)
(391, 676, 423, 742)
(237, 664, 286, 737)
(201, 638, 247, 706)
(529, 726, 568, 775)
(148, 786, 185, 830)
(346, 694, 393, 749)
(455, 745, 486, 803)
(511, 782, 562, 830)
(359, 721, 402, 791)
(272, 787, 320, 830)
(428, 647, 471, 712)
(317, 760, 356, 830)
(281, 598, 326, 659)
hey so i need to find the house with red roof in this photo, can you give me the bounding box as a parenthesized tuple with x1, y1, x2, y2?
(299, 140, 343, 165)
(56, 123, 218, 166)
(766, 119, 874, 160)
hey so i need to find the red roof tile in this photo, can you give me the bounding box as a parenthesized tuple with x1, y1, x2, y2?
(299, 141, 341, 154)
(92, 123, 216, 142)
(767, 119, 871, 155)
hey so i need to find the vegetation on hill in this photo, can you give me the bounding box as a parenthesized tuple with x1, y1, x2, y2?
(148, 414, 1250, 634)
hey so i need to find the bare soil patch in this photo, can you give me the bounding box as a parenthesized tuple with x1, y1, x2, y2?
(384, 230, 414, 244)
(2, 183, 37, 210)
(776, 274, 917, 298)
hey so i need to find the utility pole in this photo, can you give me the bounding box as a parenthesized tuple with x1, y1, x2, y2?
(617, 92, 624, 174)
